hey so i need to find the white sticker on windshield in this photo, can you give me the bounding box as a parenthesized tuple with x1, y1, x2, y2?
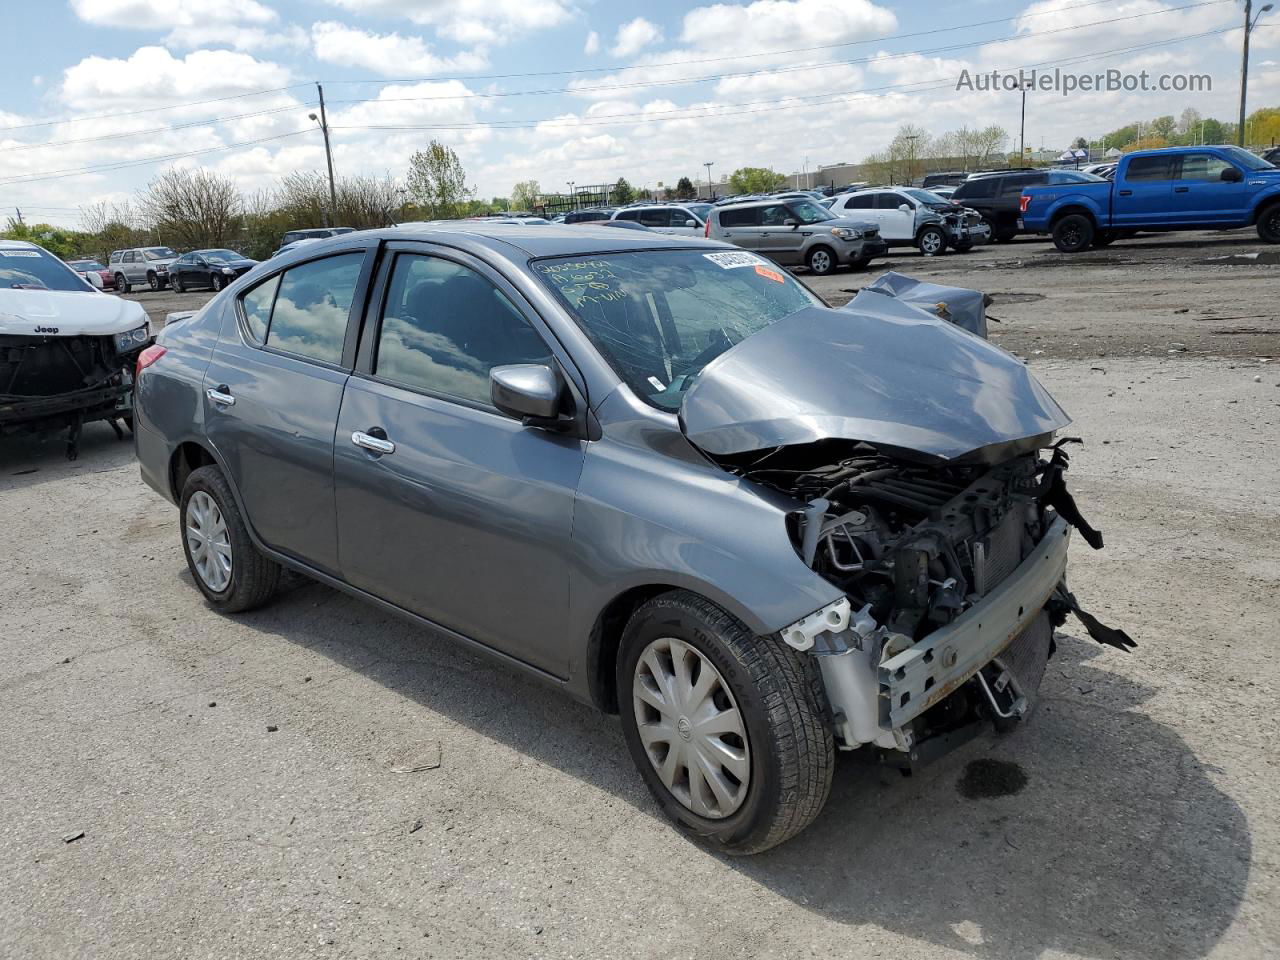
(0, 250, 42, 257)
(703, 251, 764, 269)
(647, 376, 666, 391)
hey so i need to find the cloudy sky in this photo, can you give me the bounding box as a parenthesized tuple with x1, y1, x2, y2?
(1, 0, 1276, 226)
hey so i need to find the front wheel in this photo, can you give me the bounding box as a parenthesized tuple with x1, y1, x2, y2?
(210, 273, 224, 292)
(617, 590, 834, 855)
(180, 465, 282, 613)
(173, 275, 186, 293)
(148, 271, 162, 291)
(1052, 214, 1095, 253)
(917, 225, 947, 256)
(805, 245, 837, 275)
(1258, 203, 1280, 243)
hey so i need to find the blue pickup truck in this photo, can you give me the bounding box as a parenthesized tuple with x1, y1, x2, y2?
(1019, 146, 1280, 252)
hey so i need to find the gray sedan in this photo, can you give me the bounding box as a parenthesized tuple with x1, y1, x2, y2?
(133, 223, 1128, 853)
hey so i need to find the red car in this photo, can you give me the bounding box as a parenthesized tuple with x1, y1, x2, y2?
(67, 259, 115, 291)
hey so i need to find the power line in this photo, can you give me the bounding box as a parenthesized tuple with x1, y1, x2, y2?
(0, 84, 309, 133)
(329, 28, 1237, 135)
(0, 131, 312, 187)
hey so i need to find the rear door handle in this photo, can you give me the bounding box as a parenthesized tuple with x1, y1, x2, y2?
(1118, 190, 1133, 196)
(352, 430, 395, 455)
(1174, 186, 1189, 193)
(206, 386, 235, 406)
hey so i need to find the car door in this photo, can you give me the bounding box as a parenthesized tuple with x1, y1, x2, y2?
(120, 251, 138, 283)
(333, 244, 586, 676)
(875, 192, 915, 241)
(717, 206, 763, 250)
(202, 242, 376, 575)
(1171, 152, 1249, 224)
(756, 203, 804, 264)
(1114, 155, 1177, 226)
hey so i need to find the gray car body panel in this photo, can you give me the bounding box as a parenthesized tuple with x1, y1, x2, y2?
(134, 223, 1056, 709)
(679, 295, 1071, 462)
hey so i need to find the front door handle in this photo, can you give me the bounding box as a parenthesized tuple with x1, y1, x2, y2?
(1174, 186, 1189, 193)
(1118, 189, 1133, 196)
(206, 386, 235, 407)
(352, 430, 395, 455)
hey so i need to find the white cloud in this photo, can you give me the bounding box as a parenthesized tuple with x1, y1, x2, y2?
(611, 18, 663, 58)
(680, 0, 895, 50)
(70, 0, 277, 28)
(321, 0, 572, 45)
(584, 30, 600, 55)
(60, 46, 292, 110)
(311, 22, 489, 76)
(164, 23, 309, 52)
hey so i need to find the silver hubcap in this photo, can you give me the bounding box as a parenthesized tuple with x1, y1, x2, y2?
(811, 251, 831, 272)
(922, 232, 942, 253)
(186, 491, 232, 592)
(632, 637, 750, 819)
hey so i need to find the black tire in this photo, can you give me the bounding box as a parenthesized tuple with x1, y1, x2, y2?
(917, 225, 947, 256)
(1052, 213, 1094, 253)
(617, 590, 834, 855)
(180, 465, 282, 613)
(211, 273, 224, 292)
(115, 273, 131, 294)
(805, 245, 838, 275)
(148, 271, 161, 291)
(173, 274, 186, 293)
(1258, 203, 1280, 244)
(993, 227, 1018, 243)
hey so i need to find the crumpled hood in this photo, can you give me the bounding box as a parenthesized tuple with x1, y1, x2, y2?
(0, 288, 150, 336)
(680, 298, 1071, 463)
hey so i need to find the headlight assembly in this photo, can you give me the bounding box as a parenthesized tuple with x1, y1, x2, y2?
(222, 267, 235, 275)
(115, 325, 150, 352)
(831, 227, 862, 240)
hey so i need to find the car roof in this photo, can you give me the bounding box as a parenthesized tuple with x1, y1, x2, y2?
(0, 239, 40, 251)
(283, 222, 725, 262)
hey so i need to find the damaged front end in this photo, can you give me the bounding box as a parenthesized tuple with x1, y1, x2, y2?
(682, 276, 1131, 765)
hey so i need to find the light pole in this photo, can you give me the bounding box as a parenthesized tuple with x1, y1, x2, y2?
(566, 181, 575, 210)
(309, 82, 337, 228)
(1019, 78, 1032, 163)
(1239, 2, 1274, 146)
(703, 161, 715, 200)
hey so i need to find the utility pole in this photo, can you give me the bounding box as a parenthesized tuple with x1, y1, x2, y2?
(1240, 2, 1275, 146)
(1019, 79, 1029, 162)
(14, 208, 24, 227)
(703, 161, 714, 200)
(311, 82, 338, 226)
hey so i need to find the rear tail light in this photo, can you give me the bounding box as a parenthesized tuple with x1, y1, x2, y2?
(136, 344, 166, 379)
(1019, 194, 1031, 213)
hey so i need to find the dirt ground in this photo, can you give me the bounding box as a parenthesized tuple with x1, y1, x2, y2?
(2, 230, 1278, 959)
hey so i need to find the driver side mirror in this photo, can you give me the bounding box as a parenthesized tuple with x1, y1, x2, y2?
(1221, 166, 1243, 182)
(684, 219, 697, 227)
(898, 203, 912, 213)
(490, 363, 568, 426)
(783, 218, 798, 228)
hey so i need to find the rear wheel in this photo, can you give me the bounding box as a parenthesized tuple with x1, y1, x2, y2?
(805, 245, 837, 275)
(115, 273, 131, 294)
(1258, 203, 1280, 243)
(180, 465, 281, 613)
(1052, 213, 1095, 253)
(617, 590, 834, 855)
(917, 225, 947, 256)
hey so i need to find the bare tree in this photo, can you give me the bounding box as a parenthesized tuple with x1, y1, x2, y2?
(138, 168, 242, 249)
(510, 180, 541, 211)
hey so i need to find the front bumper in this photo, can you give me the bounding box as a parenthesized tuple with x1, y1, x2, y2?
(878, 514, 1071, 729)
(0, 378, 133, 432)
(857, 237, 889, 260)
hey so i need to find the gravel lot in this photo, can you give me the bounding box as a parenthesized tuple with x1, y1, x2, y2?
(2, 231, 1278, 959)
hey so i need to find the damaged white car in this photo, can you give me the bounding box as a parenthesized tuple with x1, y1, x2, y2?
(1, 240, 152, 457)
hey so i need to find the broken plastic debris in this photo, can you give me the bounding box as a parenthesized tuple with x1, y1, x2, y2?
(62, 831, 85, 843)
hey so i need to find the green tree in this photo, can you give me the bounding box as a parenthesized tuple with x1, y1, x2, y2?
(1072, 136, 1089, 150)
(406, 141, 472, 219)
(728, 166, 787, 194)
(674, 176, 696, 199)
(1149, 115, 1177, 141)
(510, 180, 540, 212)
(611, 177, 635, 205)
(1, 220, 90, 260)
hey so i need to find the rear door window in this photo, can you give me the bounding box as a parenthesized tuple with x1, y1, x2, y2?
(718, 207, 759, 227)
(1126, 156, 1176, 181)
(955, 178, 995, 200)
(1000, 174, 1045, 196)
(639, 208, 671, 228)
(239, 274, 280, 343)
(252, 253, 365, 364)
(841, 194, 874, 209)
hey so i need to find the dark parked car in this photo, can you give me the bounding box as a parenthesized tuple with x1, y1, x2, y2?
(562, 207, 616, 224)
(133, 223, 1127, 853)
(280, 227, 355, 247)
(170, 249, 259, 292)
(1263, 146, 1280, 166)
(951, 168, 1104, 241)
(921, 171, 968, 189)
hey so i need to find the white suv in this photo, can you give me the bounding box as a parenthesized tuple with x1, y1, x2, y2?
(108, 246, 179, 292)
(611, 204, 711, 236)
